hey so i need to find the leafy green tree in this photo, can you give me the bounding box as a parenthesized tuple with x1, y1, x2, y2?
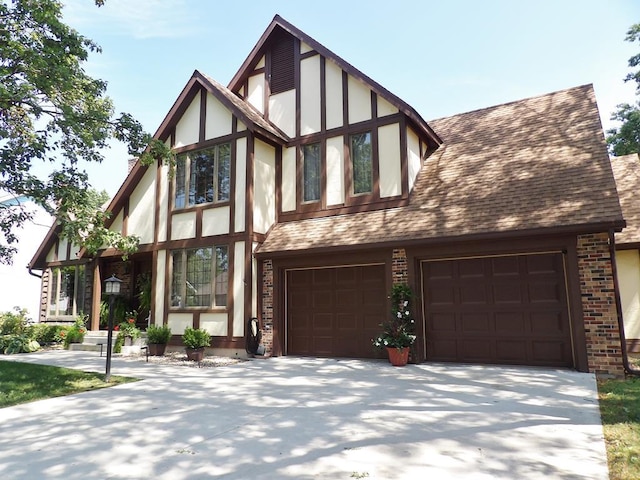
(607, 23, 640, 156)
(0, 0, 171, 264)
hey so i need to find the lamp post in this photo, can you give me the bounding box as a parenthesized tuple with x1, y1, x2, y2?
(104, 274, 122, 382)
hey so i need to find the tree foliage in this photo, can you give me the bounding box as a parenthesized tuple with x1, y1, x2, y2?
(607, 23, 640, 156)
(0, 0, 171, 264)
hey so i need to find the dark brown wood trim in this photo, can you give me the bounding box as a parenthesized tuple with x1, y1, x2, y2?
(163, 249, 170, 328)
(195, 208, 203, 239)
(226, 240, 235, 339)
(243, 237, 253, 342)
(65, 239, 72, 262)
(371, 90, 378, 119)
(251, 66, 266, 75)
(246, 132, 255, 238)
(193, 311, 200, 330)
(154, 159, 162, 245)
(252, 232, 268, 244)
(211, 338, 246, 349)
(171, 200, 231, 216)
(300, 50, 318, 60)
(264, 49, 271, 119)
(54, 239, 59, 262)
(320, 56, 326, 134)
(90, 260, 101, 331)
(199, 88, 206, 142)
(275, 146, 282, 222)
(229, 131, 237, 234)
(172, 130, 248, 155)
(43, 258, 92, 268)
(151, 249, 158, 325)
(371, 126, 380, 202)
(563, 239, 589, 372)
(342, 70, 349, 129)
(616, 242, 640, 251)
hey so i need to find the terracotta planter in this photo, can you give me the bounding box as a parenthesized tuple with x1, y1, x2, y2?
(148, 343, 167, 356)
(386, 346, 410, 366)
(185, 347, 205, 362)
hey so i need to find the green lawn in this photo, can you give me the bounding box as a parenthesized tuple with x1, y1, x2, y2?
(0, 360, 137, 408)
(598, 376, 640, 480)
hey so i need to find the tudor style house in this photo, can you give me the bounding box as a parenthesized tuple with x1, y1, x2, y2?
(29, 15, 627, 376)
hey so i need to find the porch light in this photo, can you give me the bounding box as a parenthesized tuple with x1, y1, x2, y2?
(104, 274, 122, 295)
(104, 275, 122, 382)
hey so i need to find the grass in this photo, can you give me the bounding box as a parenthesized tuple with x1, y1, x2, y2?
(0, 360, 137, 408)
(598, 370, 640, 480)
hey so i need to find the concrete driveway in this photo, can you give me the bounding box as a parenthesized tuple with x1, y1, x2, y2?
(0, 351, 608, 479)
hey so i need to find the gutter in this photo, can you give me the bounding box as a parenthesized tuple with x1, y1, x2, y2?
(28, 267, 42, 279)
(608, 229, 640, 376)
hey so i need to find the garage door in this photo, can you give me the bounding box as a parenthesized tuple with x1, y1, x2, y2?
(287, 264, 386, 358)
(422, 253, 573, 367)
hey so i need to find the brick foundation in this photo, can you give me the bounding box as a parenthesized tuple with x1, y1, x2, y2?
(577, 233, 625, 376)
(261, 259, 274, 355)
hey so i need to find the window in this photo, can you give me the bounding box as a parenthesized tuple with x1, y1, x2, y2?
(48, 265, 85, 317)
(350, 132, 372, 195)
(171, 246, 228, 308)
(302, 143, 321, 202)
(174, 143, 231, 209)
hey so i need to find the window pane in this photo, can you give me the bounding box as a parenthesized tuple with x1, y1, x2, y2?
(303, 143, 321, 202)
(60, 266, 76, 316)
(214, 246, 229, 306)
(49, 268, 59, 315)
(217, 143, 231, 202)
(174, 155, 186, 209)
(189, 150, 214, 205)
(186, 248, 212, 307)
(171, 251, 183, 307)
(351, 132, 372, 194)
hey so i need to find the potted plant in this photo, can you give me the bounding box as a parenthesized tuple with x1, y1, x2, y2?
(114, 313, 141, 354)
(182, 327, 210, 362)
(372, 284, 416, 366)
(146, 324, 172, 356)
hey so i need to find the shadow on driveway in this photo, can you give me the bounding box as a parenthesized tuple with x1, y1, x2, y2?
(0, 352, 608, 479)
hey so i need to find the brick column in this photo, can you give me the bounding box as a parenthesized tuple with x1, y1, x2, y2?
(392, 248, 408, 285)
(577, 233, 624, 376)
(261, 259, 274, 355)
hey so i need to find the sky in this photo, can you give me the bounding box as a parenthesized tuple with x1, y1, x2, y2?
(1, 0, 639, 316)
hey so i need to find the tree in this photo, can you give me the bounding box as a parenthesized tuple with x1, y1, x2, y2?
(0, 0, 171, 264)
(607, 23, 640, 156)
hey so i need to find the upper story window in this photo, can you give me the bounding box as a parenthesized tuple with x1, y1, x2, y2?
(303, 143, 321, 202)
(48, 265, 85, 317)
(350, 132, 372, 195)
(171, 245, 228, 309)
(174, 143, 231, 209)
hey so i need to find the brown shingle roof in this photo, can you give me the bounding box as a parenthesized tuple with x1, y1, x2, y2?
(611, 153, 640, 245)
(258, 84, 624, 255)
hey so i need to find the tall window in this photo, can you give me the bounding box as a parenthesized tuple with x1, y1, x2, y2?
(171, 246, 228, 308)
(174, 143, 231, 209)
(302, 143, 321, 202)
(350, 132, 372, 195)
(48, 265, 85, 317)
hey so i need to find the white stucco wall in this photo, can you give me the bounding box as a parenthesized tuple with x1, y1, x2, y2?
(247, 74, 265, 114)
(281, 146, 297, 212)
(377, 96, 398, 117)
(158, 163, 169, 242)
(127, 166, 156, 244)
(253, 140, 276, 234)
(617, 249, 640, 340)
(200, 312, 228, 336)
(234, 137, 247, 233)
(348, 75, 371, 124)
(205, 92, 232, 140)
(378, 123, 401, 198)
(325, 60, 343, 130)
(154, 251, 166, 325)
(174, 93, 200, 148)
(326, 136, 345, 206)
(300, 55, 321, 135)
(407, 128, 422, 192)
(233, 241, 245, 337)
(202, 206, 230, 237)
(167, 313, 193, 335)
(269, 90, 296, 138)
(171, 211, 196, 240)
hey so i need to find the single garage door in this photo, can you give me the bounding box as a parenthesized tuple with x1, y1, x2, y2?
(287, 264, 386, 358)
(422, 252, 573, 367)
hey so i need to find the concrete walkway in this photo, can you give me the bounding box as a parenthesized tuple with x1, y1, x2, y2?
(0, 351, 608, 479)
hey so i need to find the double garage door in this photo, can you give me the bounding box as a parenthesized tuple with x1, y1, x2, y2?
(286, 252, 573, 367)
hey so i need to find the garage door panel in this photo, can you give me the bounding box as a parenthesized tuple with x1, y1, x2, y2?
(287, 264, 386, 358)
(424, 252, 573, 368)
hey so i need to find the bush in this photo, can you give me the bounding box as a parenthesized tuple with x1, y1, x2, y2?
(0, 308, 29, 335)
(27, 323, 59, 344)
(63, 317, 87, 349)
(182, 327, 210, 349)
(0, 334, 40, 354)
(146, 324, 172, 344)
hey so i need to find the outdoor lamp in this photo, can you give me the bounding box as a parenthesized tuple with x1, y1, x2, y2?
(104, 274, 122, 382)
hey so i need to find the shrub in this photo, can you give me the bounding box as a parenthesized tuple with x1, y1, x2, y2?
(182, 327, 210, 349)
(0, 334, 40, 354)
(146, 324, 172, 344)
(0, 308, 29, 335)
(27, 323, 59, 345)
(63, 317, 87, 349)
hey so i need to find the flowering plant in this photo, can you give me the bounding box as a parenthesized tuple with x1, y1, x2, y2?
(372, 284, 416, 350)
(117, 314, 140, 340)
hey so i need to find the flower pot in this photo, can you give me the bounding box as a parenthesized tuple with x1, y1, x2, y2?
(148, 343, 167, 356)
(386, 347, 410, 366)
(185, 347, 205, 362)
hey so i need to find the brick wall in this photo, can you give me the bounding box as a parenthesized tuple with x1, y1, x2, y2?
(577, 233, 624, 376)
(392, 248, 408, 285)
(39, 269, 49, 322)
(261, 259, 274, 355)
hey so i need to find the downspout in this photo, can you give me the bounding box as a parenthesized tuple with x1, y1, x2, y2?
(608, 229, 640, 376)
(28, 267, 42, 279)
